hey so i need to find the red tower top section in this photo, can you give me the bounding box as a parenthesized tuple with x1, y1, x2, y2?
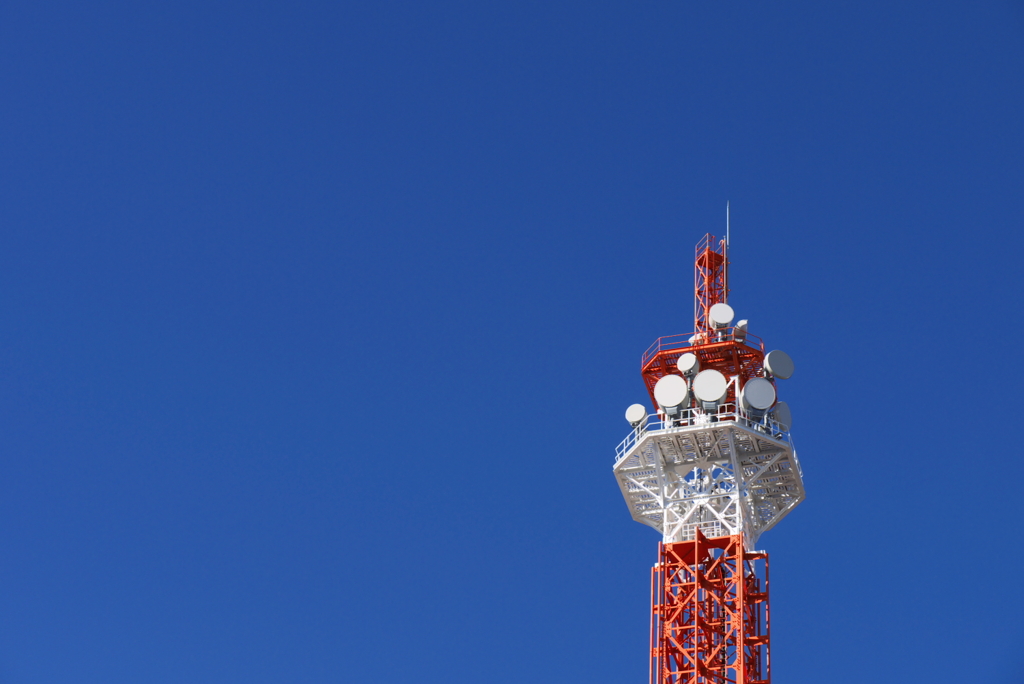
(694, 233, 728, 334)
(639, 233, 766, 410)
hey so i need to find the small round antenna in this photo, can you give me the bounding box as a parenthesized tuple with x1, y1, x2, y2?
(625, 404, 648, 427)
(764, 350, 795, 379)
(676, 353, 700, 376)
(653, 375, 689, 411)
(734, 319, 748, 342)
(770, 401, 792, 430)
(692, 369, 728, 405)
(740, 377, 776, 411)
(709, 303, 735, 329)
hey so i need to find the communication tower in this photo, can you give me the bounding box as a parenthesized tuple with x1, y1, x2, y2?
(613, 230, 805, 684)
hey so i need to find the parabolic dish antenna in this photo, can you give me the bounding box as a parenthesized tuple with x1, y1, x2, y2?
(676, 352, 700, 376)
(653, 374, 689, 409)
(740, 377, 776, 410)
(692, 369, 728, 403)
(625, 403, 648, 427)
(771, 401, 792, 430)
(709, 303, 735, 328)
(764, 350, 795, 379)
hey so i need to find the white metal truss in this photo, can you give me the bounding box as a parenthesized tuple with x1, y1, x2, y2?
(613, 407, 805, 549)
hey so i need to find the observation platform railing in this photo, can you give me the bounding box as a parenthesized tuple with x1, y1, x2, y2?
(641, 329, 765, 369)
(614, 403, 792, 463)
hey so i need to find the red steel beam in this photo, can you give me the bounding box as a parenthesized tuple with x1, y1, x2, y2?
(694, 234, 728, 335)
(650, 531, 769, 684)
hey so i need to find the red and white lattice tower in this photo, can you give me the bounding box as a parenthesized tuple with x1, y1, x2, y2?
(613, 232, 805, 684)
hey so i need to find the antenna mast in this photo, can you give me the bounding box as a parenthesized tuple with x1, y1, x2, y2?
(725, 201, 730, 304)
(613, 223, 805, 684)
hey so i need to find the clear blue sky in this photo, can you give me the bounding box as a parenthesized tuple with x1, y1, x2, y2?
(0, 2, 1021, 682)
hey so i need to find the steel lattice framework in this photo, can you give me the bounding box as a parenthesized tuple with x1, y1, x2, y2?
(694, 233, 728, 335)
(651, 532, 769, 684)
(613, 410, 804, 547)
(640, 335, 765, 413)
(612, 230, 806, 684)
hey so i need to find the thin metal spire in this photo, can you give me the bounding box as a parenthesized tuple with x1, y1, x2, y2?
(725, 201, 730, 303)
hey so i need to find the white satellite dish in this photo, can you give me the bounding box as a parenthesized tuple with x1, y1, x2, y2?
(740, 377, 776, 411)
(692, 369, 728, 405)
(734, 319, 748, 342)
(625, 403, 648, 427)
(764, 350, 794, 379)
(676, 352, 700, 376)
(653, 374, 689, 410)
(709, 303, 735, 328)
(770, 401, 792, 430)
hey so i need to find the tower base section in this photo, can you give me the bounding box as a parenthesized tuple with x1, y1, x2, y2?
(651, 531, 769, 684)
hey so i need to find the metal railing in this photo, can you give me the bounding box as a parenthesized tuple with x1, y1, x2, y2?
(641, 329, 765, 369)
(614, 403, 792, 462)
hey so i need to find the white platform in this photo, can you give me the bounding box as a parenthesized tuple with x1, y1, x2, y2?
(613, 406, 805, 548)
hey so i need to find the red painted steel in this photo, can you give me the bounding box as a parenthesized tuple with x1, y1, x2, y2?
(650, 531, 769, 684)
(640, 334, 765, 410)
(634, 234, 774, 683)
(694, 234, 728, 335)
(639, 234, 767, 410)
